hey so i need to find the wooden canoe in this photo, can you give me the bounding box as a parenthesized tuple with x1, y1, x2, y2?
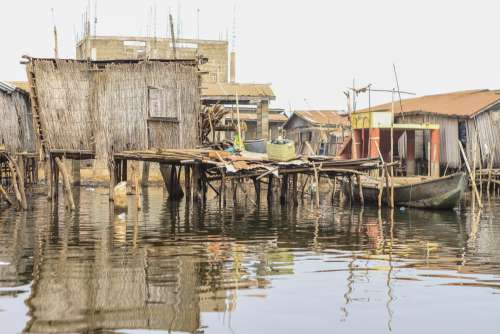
(350, 172, 467, 210)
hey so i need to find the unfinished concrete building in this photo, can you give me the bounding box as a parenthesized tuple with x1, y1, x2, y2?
(77, 35, 228, 84)
(201, 83, 284, 140)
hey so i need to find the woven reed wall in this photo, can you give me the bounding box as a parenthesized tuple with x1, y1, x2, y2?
(33, 60, 93, 151)
(32, 60, 200, 159)
(0, 90, 35, 153)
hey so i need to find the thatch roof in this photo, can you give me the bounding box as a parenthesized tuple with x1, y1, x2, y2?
(356, 89, 500, 118)
(225, 112, 287, 123)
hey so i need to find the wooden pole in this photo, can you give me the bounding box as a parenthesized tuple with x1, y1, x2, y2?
(14, 157, 27, 211)
(487, 150, 496, 196)
(291, 174, 298, 206)
(8, 162, 24, 210)
(312, 163, 321, 208)
(458, 140, 483, 209)
(356, 174, 364, 206)
(0, 184, 13, 206)
(267, 175, 274, 205)
(54, 157, 76, 211)
(109, 159, 116, 201)
(253, 177, 261, 205)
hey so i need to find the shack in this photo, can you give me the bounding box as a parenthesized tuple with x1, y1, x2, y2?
(354, 90, 500, 172)
(283, 110, 349, 156)
(24, 57, 201, 205)
(0, 81, 37, 209)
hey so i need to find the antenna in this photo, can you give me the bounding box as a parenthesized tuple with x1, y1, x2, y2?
(169, 13, 177, 59)
(51, 8, 59, 59)
(393, 63, 405, 117)
(231, 3, 237, 52)
(154, 3, 157, 41)
(176, 1, 181, 39)
(196, 8, 200, 40)
(93, 0, 98, 36)
(87, 0, 91, 36)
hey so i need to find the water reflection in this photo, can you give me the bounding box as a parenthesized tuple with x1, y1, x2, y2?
(1, 188, 500, 333)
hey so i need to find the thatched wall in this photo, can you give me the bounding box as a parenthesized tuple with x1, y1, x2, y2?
(31, 59, 200, 160)
(0, 89, 35, 153)
(32, 60, 93, 151)
(96, 62, 200, 160)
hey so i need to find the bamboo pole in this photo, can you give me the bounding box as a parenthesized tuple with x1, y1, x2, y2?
(54, 157, 76, 211)
(458, 140, 483, 209)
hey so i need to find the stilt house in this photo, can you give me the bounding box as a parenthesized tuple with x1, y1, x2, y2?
(25, 57, 201, 161)
(354, 90, 500, 173)
(0, 81, 35, 154)
(283, 110, 349, 156)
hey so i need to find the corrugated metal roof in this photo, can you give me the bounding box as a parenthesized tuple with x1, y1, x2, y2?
(356, 89, 500, 118)
(224, 113, 287, 123)
(0, 81, 16, 94)
(202, 83, 275, 98)
(6, 81, 30, 93)
(291, 110, 349, 126)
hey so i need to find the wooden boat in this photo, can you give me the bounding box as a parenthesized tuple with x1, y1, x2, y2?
(350, 172, 467, 210)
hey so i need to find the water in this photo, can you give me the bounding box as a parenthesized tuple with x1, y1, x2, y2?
(1, 187, 500, 333)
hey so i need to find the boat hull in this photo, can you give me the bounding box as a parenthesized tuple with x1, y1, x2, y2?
(351, 172, 467, 210)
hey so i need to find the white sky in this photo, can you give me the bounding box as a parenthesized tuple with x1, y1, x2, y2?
(1, 0, 499, 111)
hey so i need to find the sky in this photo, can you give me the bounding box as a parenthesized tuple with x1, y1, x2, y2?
(1, 0, 500, 111)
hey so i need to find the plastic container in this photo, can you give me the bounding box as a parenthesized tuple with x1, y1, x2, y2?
(244, 139, 267, 153)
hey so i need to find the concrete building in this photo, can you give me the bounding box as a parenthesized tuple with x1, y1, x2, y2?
(76, 35, 228, 84)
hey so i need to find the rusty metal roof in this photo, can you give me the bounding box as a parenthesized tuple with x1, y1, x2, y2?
(202, 83, 275, 99)
(290, 110, 349, 127)
(356, 89, 500, 118)
(225, 112, 287, 123)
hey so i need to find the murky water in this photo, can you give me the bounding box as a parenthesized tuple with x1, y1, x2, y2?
(1, 187, 500, 333)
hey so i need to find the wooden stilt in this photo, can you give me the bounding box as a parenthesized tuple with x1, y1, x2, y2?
(141, 162, 150, 186)
(291, 174, 298, 206)
(15, 157, 27, 210)
(52, 157, 60, 204)
(356, 174, 364, 206)
(267, 175, 274, 205)
(109, 159, 117, 201)
(185, 165, 192, 203)
(0, 184, 13, 206)
(253, 177, 261, 205)
(45, 158, 52, 200)
(312, 163, 321, 208)
(231, 178, 237, 205)
(55, 157, 76, 211)
(487, 151, 495, 196)
(72, 159, 81, 186)
(331, 177, 337, 205)
(458, 140, 482, 209)
(280, 175, 288, 206)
